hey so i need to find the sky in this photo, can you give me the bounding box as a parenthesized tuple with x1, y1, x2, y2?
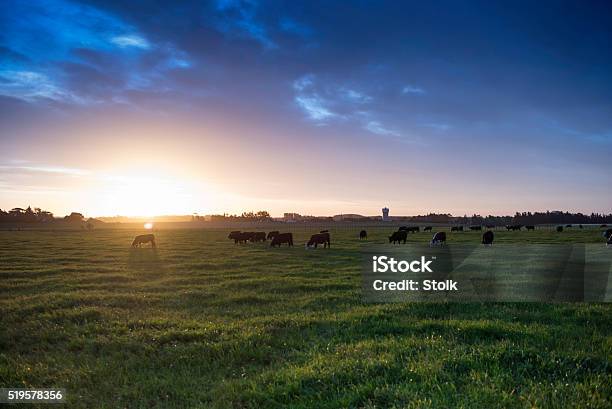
(1, 0, 611, 217)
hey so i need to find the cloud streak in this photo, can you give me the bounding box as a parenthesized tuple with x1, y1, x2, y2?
(293, 74, 402, 138)
(402, 85, 426, 95)
(0, 0, 191, 108)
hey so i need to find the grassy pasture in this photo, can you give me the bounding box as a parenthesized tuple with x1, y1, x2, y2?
(0, 226, 611, 408)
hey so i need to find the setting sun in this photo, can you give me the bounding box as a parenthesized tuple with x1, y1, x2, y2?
(144, 222, 153, 229)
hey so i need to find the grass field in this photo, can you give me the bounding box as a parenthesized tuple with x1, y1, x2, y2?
(1, 227, 611, 408)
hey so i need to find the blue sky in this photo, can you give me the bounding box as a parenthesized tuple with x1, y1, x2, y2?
(0, 0, 611, 216)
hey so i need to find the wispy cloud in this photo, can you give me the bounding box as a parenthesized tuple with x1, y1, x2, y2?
(293, 74, 402, 137)
(110, 34, 150, 49)
(0, 164, 91, 176)
(0, 70, 87, 104)
(402, 85, 426, 95)
(0, 0, 191, 108)
(294, 95, 337, 121)
(364, 120, 400, 136)
(551, 122, 612, 144)
(293, 74, 338, 122)
(214, 0, 277, 49)
(342, 88, 372, 104)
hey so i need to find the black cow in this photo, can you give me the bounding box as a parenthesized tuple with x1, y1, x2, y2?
(482, 230, 494, 246)
(525, 225, 535, 231)
(359, 230, 367, 240)
(229, 231, 251, 244)
(423, 226, 432, 232)
(270, 233, 293, 247)
(307, 232, 330, 248)
(565, 224, 572, 228)
(430, 231, 446, 246)
(451, 226, 463, 232)
(267, 231, 279, 239)
(470, 225, 482, 231)
(389, 230, 407, 244)
(250, 232, 266, 242)
(506, 225, 522, 231)
(556, 226, 563, 233)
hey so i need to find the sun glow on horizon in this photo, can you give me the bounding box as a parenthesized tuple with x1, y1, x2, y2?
(89, 172, 211, 217)
(144, 222, 153, 229)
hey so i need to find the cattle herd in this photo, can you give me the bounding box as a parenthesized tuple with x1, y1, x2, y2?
(130, 225, 612, 248)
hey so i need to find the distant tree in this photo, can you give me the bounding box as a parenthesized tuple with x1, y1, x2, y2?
(64, 212, 85, 223)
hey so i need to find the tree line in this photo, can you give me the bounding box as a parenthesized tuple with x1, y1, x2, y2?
(0, 206, 90, 223)
(3, 207, 611, 225)
(406, 211, 612, 225)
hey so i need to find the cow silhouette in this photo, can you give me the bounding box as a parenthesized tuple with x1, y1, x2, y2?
(132, 234, 156, 248)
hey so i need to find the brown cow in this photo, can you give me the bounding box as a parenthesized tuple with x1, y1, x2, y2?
(132, 234, 156, 248)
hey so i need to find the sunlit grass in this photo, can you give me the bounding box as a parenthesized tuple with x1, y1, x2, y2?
(0, 227, 610, 408)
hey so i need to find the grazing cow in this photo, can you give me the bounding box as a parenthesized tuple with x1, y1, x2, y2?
(556, 226, 563, 233)
(424, 226, 432, 232)
(603, 229, 612, 240)
(229, 231, 251, 244)
(470, 225, 482, 231)
(430, 231, 447, 246)
(389, 230, 408, 244)
(506, 225, 522, 231)
(270, 233, 293, 247)
(451, 226, 463, 232)
(267, 231, 279, 240)
(250, 232, 266, 242)
(482, 230, 494, 246)
(525, 225, 535, 231)
(132, 234, 156, 248)
(359, 230, 367, 240)
(307, 232, 330, 248)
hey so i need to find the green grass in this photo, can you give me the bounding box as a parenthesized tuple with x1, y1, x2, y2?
(0, 227, 610, 408)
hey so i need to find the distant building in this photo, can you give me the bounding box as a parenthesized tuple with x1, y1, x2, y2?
(382, 207, 390, 221)
(283, 212, 302, 222)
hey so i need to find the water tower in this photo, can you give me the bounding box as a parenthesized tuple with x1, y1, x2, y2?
(382, 207, 390, 221)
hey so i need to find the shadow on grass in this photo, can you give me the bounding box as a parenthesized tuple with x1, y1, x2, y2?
(127, 248, 166, 276)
